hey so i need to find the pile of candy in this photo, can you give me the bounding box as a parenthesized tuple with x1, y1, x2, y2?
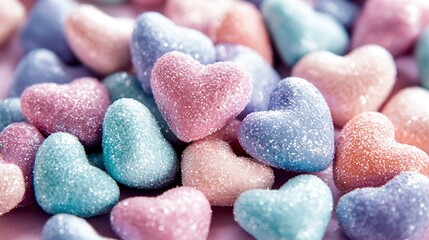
(2, 0, 429, 239)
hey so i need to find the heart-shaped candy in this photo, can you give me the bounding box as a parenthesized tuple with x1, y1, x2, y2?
(292, 45, 396, 127)
(0, 0, 25, 47)
(337, 172, 429, 240)
(10, 49, 92, 97)
(0, 163, 25, 216)
(205, 118, 245, 155)
(21, 77, 110, 147)
(334, 112, 429, 192)
(382, 87, 429, 154)
(103, 98, 179, 189)
(0, 123, 44, 206)
(262, 0, 348, 66)
(315, 0, 359, 28)
(131, 12, 216, 94)
(42, 214, 112, 240)
(238, 77, 335, 172)
(20, 0, 77, 63)
(181, 139, 274, 206)
(34, 132, 119, 217)
(0, 98, 26, 132)
(65, 5, 133, 74)
(234, 174, 333, 240)
(111, 186, 212, 240)
(152, 51, 252, 142)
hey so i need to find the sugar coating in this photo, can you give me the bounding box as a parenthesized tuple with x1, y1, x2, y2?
(334, 112, 429, 192)
(152, 51, 252, 142)
(65, 5, 133, 75)
(315, 0, 359, 28)
(337, 172, 429, 240)
(234, 174, 333, 240)
(10, 49, 92, 97)
(292, 45, 396, 127)
(34, 132, 119, 217)
(111, 186, 212, 240)
(103, 72, 183, 145)
(205, 118, 245, 155)
(102, 98, 179, 189)
(216, 43, 280, 120)
(181, 139, 274, 206)
(87, 152, 105, 171)
(0, 123, 44, 206)
(238, 77, 335, 172)
(416, 27, 429, 89)
(0, 0, 25, 47)
(41, 214, 110, 240)
(0, 163, 25, 216)
(0, 98, 26, 132)
(21, 77, 110, 147)
(382, 87, 429, 154)
(262, 0, 348, 66)
(20, 0, 77, 63)
(131, 12, 216, 94)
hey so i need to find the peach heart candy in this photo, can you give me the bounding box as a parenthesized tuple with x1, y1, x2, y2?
(111, 187, 212, 240)
(151, 51, 252, 142)
(21, 77, 110, 147)
(334, 112, 429, 192)
(0, 163, 25, 216)
(292, 45, 396, 127)
(181, 139, 274, 206)
(0, 0, 25, 47)
(65, 5, 133, 75)
(382, 87, 429, 154)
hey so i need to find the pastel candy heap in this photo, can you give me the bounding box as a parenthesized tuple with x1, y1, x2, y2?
(0, 163, 25, 216)
(0, 0, 25, 47)
(0, 98, 26, 132)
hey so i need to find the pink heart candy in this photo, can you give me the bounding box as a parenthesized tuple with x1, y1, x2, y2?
(0, 163, 25, 216)
(0, 123, 44, 206)
(0, 0, 25, 47)
(65, 5, 133, 75)
(292, 45, 396, 127)
(21, 77, 110, 147)
(205, 119, 246, 156)
(151, 51, 252, 142)
(111, 187, 212, 240)
(382, 87, 429, 154)
(182, 139, 274, 206)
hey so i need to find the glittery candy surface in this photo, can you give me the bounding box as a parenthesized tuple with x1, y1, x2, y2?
(181, 139, 274, 206)
(102, 98, 179, 189)
(337, 172, 429, 240)
(131, 12, 216, 94)
(233, 175, 333, 240)
(0, 98, 26, 132)
(262, 0, 349, 66)
(0, 123, 44, 206)
(0, 0, 25, 47)
(334, 112, 429, 192)
(238, 77, 335, 172)
(216, 44, 280, 120)
(34, 132, 119, 217)
(10, 49, 92, 97)
(110, 187, 212, 240)
(21, 77, 110, 147)
(292, 45, 396, 127)
(0, 163, 25, 216)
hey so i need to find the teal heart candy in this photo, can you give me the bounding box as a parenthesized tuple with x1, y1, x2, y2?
(102, 98, 179, 189)
(234, 174, 333, 240)
(34, 132, 119, 218)
(416, 28, 429, 89)
(262, 0, 349, 66)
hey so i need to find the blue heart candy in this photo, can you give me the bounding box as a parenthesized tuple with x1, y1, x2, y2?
(216, 44, 280, 120)
(315, 0, 359, 28)
(130, 12, 216, 95)
(0, 98, 26, 132)
(234, 174, 333, 240)
(102, 98, 179, 189)
(416, 28, 429, 90)
(41, 214, 109, 240)
(337, 172, 429, 240)
(10, 49, 91, 97)
(34, 132, 119, 217)
(238, 77, 335, 172)
(262, 0, 349, 66)
(20, 0, 77, 63)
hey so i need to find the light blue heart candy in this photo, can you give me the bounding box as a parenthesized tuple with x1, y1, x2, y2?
(102, 98, 179, 189)
(234, 174, 333, 240)
(238, 77, 335, 172)
(131, 12, 216, 95)
(315, 0, 359, 28)
(34, 132, 119, 218)
(262, 0, 349, 66)
(0, 98, 26, 132)
(416, 28, 429, 89)
(41, 214, 111, 240)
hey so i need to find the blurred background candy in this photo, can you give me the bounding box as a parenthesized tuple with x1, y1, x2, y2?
(0, 0, 25, 47)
